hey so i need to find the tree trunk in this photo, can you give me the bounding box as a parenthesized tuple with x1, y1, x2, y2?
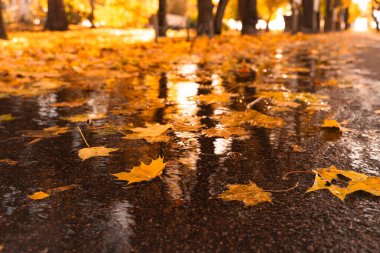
(45, 0, 68, 31)
(239, 0, 258, 35)
(197, 0, 214, 37)
(0, 1, 7, 40)
(158, 0, 167, 36)
(89, 0, 95, 28)
(301, 0, 314, 32)
(214, 0, 228, 35)
(324, 0, 333, 32)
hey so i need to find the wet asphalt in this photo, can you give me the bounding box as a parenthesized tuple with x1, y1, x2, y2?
(0, 32, 379, 253)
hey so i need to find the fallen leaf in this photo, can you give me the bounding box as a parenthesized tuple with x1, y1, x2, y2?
(78, 146, 119, 161)
(375, 110, 380, 115)
(47, 184, 79, 194)
(218, 181, 272, 206)
(291, 145, 304, 153)
(0, 159, 18, 165)
(50, 100, 87, 108)
(321, 119, 341, 129)
(306, 165, 380, 201)
(61, 113, 107, 123)
(23, 126, 70, 139)
(112, 156, 167, 184)
(0, 114, 16, 123)
(218, 110, 285, 129)
(122, 123, 172, 142)
(202, 127, 249, 138)
(28, 191, 50, 200)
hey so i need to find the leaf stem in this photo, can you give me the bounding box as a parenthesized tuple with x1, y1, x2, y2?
(282, 170, 313, 180)
(264, 181, 299, 193)
(77, 126, 91, 148)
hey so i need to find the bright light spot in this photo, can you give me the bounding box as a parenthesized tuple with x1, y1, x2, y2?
(374, 10, 380, 21)
(213, 138, 231, 155)
(352, 17, 368, 32)
(268, 9, 285, 31)
(168, 82, 199, 117)
(33, 19, 41, 25)
(179, 63, 198, 77)
(256, 19, 267, 30)
(226, 19, 242, 31)
(352, 0, 370, 12)
(212, 0, 220, 5)
(81, 19, 92, 28)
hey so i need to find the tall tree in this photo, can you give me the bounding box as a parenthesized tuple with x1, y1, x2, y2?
(239, 0, 258, 35)
(0, 1, 6, 40)
(158, 0, 167, 36)
(301, 0, 314, 32)
(197, 0, 214, 36)
(45, 0, 68, 31)
(324, 0, 333, 31)
(214, 0, 229, 35)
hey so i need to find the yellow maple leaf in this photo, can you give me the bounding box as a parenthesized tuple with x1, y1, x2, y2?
(112, 156, 167, 184)
(122, 123, 172, 142)
(218, 181, 272, 207)
(307, 166, 380, 201)
(78, 146, 119, 161)
(28, 191, 50, 200)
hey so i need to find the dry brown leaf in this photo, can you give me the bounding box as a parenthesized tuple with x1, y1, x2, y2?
(112, 156, 167, 184)
(218, 181, 272, 207)
(28, 184, 79, 200)
(307, 165, 380, 201)
(78, 146, 119, 161)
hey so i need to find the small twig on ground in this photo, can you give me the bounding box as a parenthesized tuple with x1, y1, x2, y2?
(77, 126, 91, 148)
(246, 97, 264, 109)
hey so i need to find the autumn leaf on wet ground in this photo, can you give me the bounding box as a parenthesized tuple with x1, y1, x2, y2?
(0, 159, 19, 165)
(28, 184, 79, 200)
(218, 182, 272, 207)
(77, 126, 119, 161)
(22, 126, 70, 144)
(49, 99, 88, 108)
(217, 110, 285, 129)
(0, 114, 16, 124)
(321, 119, 351, 133)
(61, 113, 107, 123)
(112, 156, 167, 184)
(306, 165, 380, 201)
(122, 123, 172, 142)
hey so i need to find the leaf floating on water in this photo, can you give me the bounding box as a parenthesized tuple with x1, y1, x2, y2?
(122, 123, 172, 142)
(61, 113, 107, 123)
(50, 100, 87, 108)
(28, 191, 50, 200)
(78, 146, 119, 161)
(218, 181, 272, 207)
(306, 165, 380, 201)
(112, 156, 167, 184)
(0, 114, 16, 123)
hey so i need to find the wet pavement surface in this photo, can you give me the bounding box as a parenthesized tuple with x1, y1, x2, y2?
(0, 31, 379, 253)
